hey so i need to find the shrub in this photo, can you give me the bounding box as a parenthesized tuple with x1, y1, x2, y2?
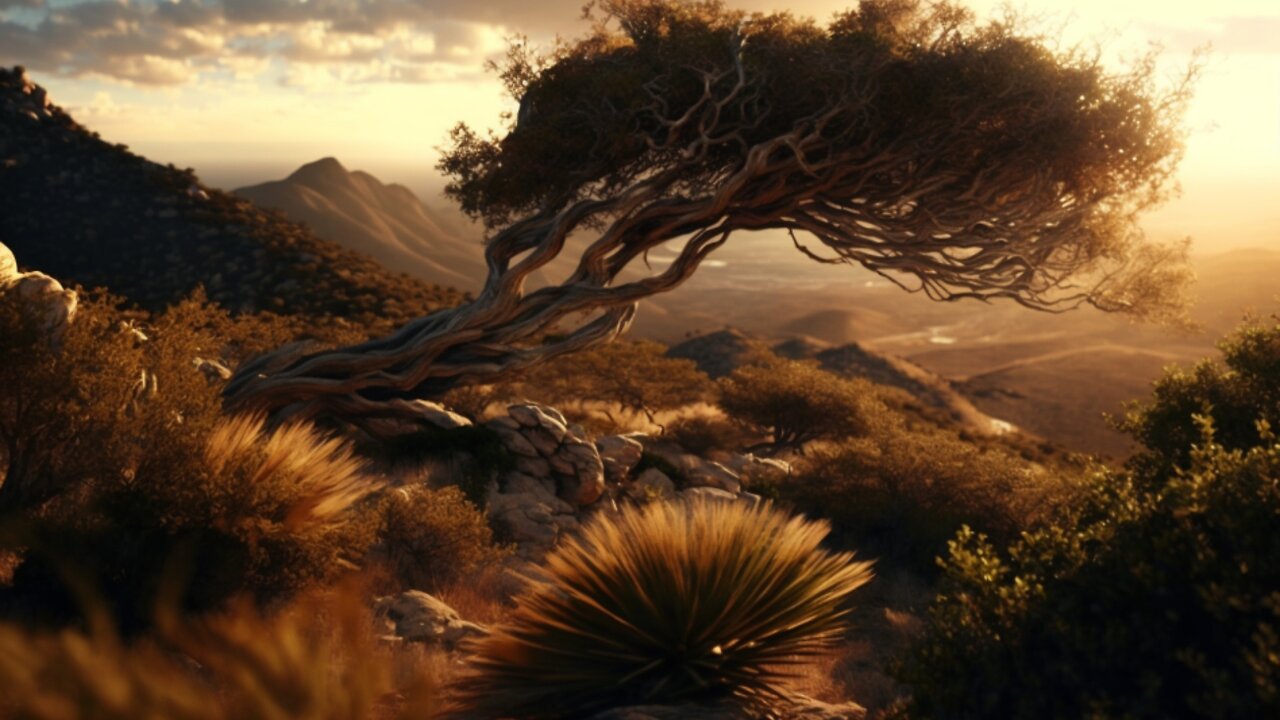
(1117, 319, 1280, 475)
(718, 358, 881, 455)
(365, 425, 515, 507)
(667, 413, 746, 455)
(516, 339, 713, 431)
(0, 587, 439, 719)
(0, 287, 310, 517)
(452, 499, 874, 718)
(899, 426, 1280, 719)
(787, 428, 1048, 572)
(377, 485, 508, 592)
(4, 415, 380, 630)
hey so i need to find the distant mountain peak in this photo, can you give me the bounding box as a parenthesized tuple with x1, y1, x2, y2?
(288, 156, 349, 184)
(236, 160, 489, 291)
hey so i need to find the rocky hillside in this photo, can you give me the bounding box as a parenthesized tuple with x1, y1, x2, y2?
(669, 328, 1016, 437)
(236, 158, 489, 291)
(0, 67, 465, 334)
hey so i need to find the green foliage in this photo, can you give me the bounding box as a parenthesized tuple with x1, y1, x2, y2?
(445, 1, 1186, 228)
(516, 339, 713, 431)
(0, 588, 439, 719)
(377, 485, 508, 592)
(1117, 319, 1280, 475)
(718, 358, 880, 455)
(902, 376, 1280, 719)
(452, 500, 874, 718)
(788, 427, 1048, 572)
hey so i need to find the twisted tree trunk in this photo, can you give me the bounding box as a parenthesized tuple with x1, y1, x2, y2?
(222, 20, 1189, 425)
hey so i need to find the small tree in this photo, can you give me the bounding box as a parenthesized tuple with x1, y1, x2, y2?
(718, 358, 878, 455)
(223, 0, 1195, 424)
(517, 339, 712, 430)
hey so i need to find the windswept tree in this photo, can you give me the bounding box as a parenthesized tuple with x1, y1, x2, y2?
(225, 0, 1194, 424)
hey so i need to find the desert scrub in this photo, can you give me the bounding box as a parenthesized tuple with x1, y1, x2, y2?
(899, 428, 1280, 719)
(364, 425, 515, 507)
(718, 357, 882, 456)
(0, 587, 439, 719)
(787, 427, 1046, 572)
(377, 484, 508, 591)
(4, 414, 381, 630)
(452, 499, 874, 718)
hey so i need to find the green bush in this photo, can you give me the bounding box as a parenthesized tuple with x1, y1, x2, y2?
(788, 428, 1048, 572)
(901, 325, 1280, 718)
(452, 499, 874, 718)
(718, 357, 886, 456)
(377, 484, 507, 591)
(1117, 319, 1280, 475)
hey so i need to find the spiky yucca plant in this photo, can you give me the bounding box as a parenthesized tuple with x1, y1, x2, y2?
(452, 499, 874, 718)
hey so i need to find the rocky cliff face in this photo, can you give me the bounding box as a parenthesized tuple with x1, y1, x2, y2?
(0, 67, 465, 333)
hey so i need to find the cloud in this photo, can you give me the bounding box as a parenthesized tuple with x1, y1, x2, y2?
(0, 0, 569, 86)
(1141, 15, 1280, 54)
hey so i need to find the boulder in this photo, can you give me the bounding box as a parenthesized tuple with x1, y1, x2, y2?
(486, 419, 540, 457)
(683, 460, 742, 494)
(681, 487, 741, 504)
(509, 403, 569, 441)
(487, 484, 575, 559)
(501, 472, 569, 511)
(0, 242, 17, 282)
(514, 455, 553, 478)
(554, 436, 606, 506)
(374, 591, 487, 649)
(2, 268, 77, 341)
(597, 434, 645, 482)
(410, 400, 472, 430)
(721, 453, 792, 483)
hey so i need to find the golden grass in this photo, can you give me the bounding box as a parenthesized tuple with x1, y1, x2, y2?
(0, 586, 439, 720)
(451, 499, 874, 718)
(204, 413, 378, 528)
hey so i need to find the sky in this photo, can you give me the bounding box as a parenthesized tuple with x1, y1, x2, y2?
(2, 0, 1278, 253)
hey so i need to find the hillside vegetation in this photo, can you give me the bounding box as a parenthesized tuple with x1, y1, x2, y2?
(0, 67, 465, 339)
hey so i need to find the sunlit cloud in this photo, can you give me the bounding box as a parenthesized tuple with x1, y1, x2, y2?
(0, 0, 523, 87)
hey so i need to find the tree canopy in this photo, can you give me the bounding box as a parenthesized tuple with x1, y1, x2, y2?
(226, 0, 1196, 422)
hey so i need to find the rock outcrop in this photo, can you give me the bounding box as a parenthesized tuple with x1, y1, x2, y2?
(400, 399, 780, 561)
(374, 590, 487, 649)
(0, 241, 77, 341)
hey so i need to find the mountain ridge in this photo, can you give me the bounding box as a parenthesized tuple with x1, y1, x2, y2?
(236, 157, 489, 291)
(0, 67, 465, 335)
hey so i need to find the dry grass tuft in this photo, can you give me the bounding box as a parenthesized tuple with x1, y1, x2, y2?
(204, 413, 378, 529)
(452, 499, 874, 718)
(0, 586, 439, 719)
